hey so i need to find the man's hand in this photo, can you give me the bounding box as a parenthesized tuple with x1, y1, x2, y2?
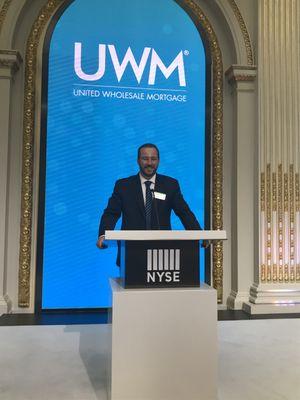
(96, 236, 108, 249)
(201, 240, 211, 248)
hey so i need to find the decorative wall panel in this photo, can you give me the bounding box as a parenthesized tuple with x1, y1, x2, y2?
(259, 0, 300, 287)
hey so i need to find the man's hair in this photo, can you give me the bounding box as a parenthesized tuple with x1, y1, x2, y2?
(137, 143, 160, 159)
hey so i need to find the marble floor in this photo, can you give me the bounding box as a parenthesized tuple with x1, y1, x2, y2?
(0, 319, 300, 400)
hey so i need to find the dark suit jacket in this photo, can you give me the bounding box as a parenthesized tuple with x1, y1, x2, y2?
(99, 173, 201, 236)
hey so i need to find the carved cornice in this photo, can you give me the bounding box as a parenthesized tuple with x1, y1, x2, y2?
(227, 0, 254, 66)
(0, 0, 13, 34)
(230, 75, 255, 82)
(0, 49, 22, 76)
(225, 64, 256, 85)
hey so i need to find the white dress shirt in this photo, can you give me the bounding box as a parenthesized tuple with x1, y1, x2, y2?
(139, 173, 156, 205)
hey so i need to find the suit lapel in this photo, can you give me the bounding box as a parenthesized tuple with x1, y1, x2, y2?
(154, 174, 164, 192)
(153, 174, 165, 212)
(151, 174, 166, 229)
(133, 174, 145, 218)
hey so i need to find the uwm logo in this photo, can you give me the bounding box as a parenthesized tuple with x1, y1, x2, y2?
(74, 43, 186, 87)
(147, 249, 180, 283)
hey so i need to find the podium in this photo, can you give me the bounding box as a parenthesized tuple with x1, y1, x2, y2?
(105, 230, 227, 289)
(106, 230, 226, 400)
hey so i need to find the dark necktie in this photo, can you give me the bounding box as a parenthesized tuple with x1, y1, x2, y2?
(145, 181, 152, 229)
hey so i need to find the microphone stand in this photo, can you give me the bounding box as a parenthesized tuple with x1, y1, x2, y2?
(150, 189, 160, 230)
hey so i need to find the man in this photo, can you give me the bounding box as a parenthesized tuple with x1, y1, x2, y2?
(97, 143, 201, 252)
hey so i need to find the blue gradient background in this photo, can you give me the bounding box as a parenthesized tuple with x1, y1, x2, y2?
(42, 0, 206, 308)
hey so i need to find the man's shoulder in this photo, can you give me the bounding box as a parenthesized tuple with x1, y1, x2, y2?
(115, 174, 138, 186)
(114, 174, 179, 187)
(157, 174, 178, 185)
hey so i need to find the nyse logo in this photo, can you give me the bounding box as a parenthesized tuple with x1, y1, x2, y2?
(74, 43, 186, 87)
(147, 249, 180, 283)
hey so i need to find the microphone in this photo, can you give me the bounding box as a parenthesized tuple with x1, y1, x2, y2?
(150, 189, 160, 230)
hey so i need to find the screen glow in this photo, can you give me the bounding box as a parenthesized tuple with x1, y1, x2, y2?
(42, 0, 207, 308)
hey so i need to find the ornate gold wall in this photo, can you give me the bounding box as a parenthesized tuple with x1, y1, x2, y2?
(259, 0, 300, 286)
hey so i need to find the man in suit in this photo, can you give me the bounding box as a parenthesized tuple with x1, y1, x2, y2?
(97, 143, 201, 252)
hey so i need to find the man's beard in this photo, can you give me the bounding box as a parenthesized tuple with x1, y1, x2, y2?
(141, 166, 156, 178)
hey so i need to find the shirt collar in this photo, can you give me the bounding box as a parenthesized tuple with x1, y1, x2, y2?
(139, 173, 156, 185)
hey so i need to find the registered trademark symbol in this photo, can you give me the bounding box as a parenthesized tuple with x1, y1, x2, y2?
(184, 50, 189, 56)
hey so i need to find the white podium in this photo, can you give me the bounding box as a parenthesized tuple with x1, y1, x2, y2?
(105, 229, 227, 241)
(109, 279, 217, 400)
(106, 231, 226, 400)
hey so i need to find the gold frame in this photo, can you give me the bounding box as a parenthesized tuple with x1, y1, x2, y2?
(18, 0, 225, 306)
(18, 0, 65, 307)
(0, 0, 13, 33)
(181, 0, 224, 302)
(227, 0, 254, 66)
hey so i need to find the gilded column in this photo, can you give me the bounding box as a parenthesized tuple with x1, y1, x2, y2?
(245, 0, 300, 313)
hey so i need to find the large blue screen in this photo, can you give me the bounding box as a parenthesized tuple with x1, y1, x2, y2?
(42, 0, 207, 308)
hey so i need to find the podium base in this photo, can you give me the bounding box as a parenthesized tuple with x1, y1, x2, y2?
(109, 279, 217, 400)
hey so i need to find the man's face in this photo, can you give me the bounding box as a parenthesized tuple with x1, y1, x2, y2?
(138, 147, 159, 178)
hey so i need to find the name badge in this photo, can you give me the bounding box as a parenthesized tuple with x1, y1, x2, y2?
(154, 191, 166, 200)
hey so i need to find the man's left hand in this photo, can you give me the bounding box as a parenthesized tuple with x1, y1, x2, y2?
(201, 240, 211, 248)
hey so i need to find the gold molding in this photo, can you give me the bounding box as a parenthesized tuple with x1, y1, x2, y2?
(260, 172, 265, 212)
(260, 172, 266, 282)
(266, 164, 271, 282)
(19, 0, 224, 305)
(272, 172, 277, 282)
(229, 74, 255, 83)
(278, 164, 283, 282)
(0, 48, 18, 55)
(289, 165, 295, 282)
(296, 173, 300, 282)
(0, 0, 13, 34)
(284, 172, 289, 282)
(227, 0, 254, 66)
(18, 0, 65, 307)
(296, 173, 300, 212)
(260, 164, 300, 284)
(181, 0, 224, 302)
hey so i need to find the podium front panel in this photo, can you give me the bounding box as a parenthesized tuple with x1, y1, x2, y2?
(120, 240, 199, 288)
